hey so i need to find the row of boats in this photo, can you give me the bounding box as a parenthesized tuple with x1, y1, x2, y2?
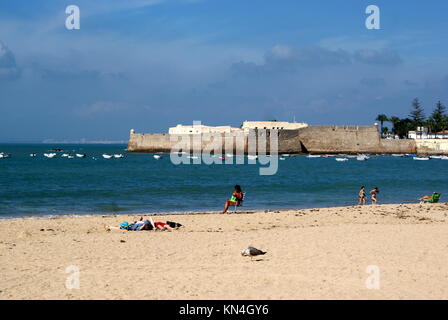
(392, 154, 448, 160)
(307, 154, 370, 162)
(2, 151, 447, 161)
(153, 153, 289, 161)
(28, 153, 125, 159)
(306, 153, 448, 161)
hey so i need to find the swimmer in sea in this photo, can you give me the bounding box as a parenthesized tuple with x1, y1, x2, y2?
(370, 187, 379, 205)
(358, 186, 366, 205)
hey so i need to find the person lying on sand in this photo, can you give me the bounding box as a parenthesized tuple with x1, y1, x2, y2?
(105, 217, 183, 231)
(418, 192, 439, 204)
(221, 184, 244, 214)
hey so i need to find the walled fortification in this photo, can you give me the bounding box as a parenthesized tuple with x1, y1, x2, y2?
(415, 139, 448, 155)
(127, 126, 446, 155)
(127, 129, 302, 154)
(296, 126, 417, 154)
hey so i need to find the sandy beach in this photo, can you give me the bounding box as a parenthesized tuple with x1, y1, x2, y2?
(1, 203, 447, 300)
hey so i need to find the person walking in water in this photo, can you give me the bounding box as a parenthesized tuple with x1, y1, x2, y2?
(358, 186, 366, 205)
(370, 187, 379, 205)
(221, 185, 244, 214)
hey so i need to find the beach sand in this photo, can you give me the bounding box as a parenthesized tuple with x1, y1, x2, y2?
(1, 203, 447, 300)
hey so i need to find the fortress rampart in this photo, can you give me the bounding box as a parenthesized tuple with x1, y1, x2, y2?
(127, 126, 446, 155)
(127, 130, 300, 154)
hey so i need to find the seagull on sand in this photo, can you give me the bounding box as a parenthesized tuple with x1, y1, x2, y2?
(241, 246, 267, 260)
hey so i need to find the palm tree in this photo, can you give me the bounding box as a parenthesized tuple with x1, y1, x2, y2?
(375, 114, 389, 137)
(389, 116, 400, 136)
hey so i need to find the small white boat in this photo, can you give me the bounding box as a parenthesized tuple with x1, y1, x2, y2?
(113, 154, 124, 158)
(281, 154, 290, 157)
(247, 155, 258, 160)
(0, 152, 11, 158)
(391, 154, 404, 157)
(441, 156, 448, 160)
(44, 153, 57, 158)
(413, 157, 430, 161)
(102, 154, 113, 159)
(335, 158, 348, 162)
(307, 155, 321, 158)
(30, 153, 37, 157)
(76, 153, 86, 158)
(153, 155, 162, 160)
(67, 155, 75, 159)
(430, 155, 443, 159)
(61, 153, 70, 158)
(356, 154, 369, 161)
(225, 154, 234, 158)
(279, 157, 286, 161)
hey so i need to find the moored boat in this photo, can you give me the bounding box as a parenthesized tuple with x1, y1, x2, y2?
(413, 156, 430, 161)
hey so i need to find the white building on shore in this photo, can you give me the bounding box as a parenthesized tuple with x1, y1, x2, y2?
(408, 127, 448, 139)
(241, 121, 308, 131)
(168, 121, 309, 135)
(168, 124, 241, 135)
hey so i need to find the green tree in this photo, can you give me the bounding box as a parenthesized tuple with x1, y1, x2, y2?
(395, 118, 413, 139)
(389, 116, 401, 136)
(409, 98, 425, 125)
(409, 98, 426, 138)
(427, 101, 446, 136)
(375, 114, 388, 136)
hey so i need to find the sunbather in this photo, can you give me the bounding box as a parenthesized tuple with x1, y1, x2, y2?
(221, 185, 244, 214)
(105, 217, 182, 231)
(419, 192, 441, 204)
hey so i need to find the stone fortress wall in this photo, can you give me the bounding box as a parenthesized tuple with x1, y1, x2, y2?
(127, 126, 446, 155)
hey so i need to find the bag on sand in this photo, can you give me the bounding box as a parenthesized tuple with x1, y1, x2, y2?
(166, 221, 183, 228)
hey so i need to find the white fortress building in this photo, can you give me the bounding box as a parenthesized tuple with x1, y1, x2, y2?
(168, 121, 309, 135)
(241, 121, 308, 131)
(168, 124, 241, 135)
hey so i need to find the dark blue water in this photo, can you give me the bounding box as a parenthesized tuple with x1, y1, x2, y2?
(0, 144, 446, 217)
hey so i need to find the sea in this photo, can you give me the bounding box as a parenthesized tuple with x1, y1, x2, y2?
(0, 143, 447, 218)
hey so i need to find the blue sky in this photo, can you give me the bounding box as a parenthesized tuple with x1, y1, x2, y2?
(0, 0, 447, 142)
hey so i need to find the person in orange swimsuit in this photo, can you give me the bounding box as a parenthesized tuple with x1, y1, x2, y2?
(221, 185, 243, 214)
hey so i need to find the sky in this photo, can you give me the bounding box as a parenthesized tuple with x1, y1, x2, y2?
(0, 0, 447, 142)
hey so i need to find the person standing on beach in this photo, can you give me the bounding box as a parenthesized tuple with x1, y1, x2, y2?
(221, 185, 244, 214)
(370, 187, 379, 205)
(358, 186, 366, 205)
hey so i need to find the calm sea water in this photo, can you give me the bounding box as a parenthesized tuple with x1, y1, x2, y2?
(0, 144, 446, 217)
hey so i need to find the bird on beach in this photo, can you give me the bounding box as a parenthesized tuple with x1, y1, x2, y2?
(241, 246, 267, 261)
